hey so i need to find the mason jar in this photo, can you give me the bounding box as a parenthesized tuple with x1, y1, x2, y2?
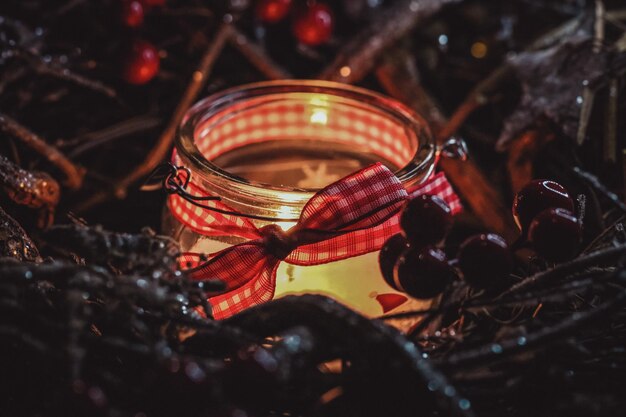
(163, 80, 456, 330)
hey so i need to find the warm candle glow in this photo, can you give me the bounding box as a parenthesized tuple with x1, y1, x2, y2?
(189, 221, 430, 325)
(168, 81, 438, 329)
(274, 251, 429, 320)
(309, 94, 330, 125)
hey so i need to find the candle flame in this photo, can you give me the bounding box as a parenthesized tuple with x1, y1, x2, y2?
(310, 108, 328, 125)
(309, 94, 329, 125)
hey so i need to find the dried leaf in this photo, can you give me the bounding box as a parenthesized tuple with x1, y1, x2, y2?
(497, 33, 618, 150)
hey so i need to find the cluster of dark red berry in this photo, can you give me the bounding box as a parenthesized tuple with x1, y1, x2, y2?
(379, 179, 582, 299)
(255, 0, 334, 46)
(119, 0, 163, 84)
(513, 179, 582, 262)
(379, 195, 459, 300)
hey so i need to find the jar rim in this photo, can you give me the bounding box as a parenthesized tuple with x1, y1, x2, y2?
(176, 80, 436, 196)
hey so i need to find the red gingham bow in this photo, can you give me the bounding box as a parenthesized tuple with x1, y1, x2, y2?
(171, 163, 461, 319)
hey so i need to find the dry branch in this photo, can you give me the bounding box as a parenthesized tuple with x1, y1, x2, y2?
(318, 0, 461, 84)
(227, 26, 292, 80)
(0, 113, 84, 189)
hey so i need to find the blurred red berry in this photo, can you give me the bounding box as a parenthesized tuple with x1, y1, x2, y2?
(528, 208, 581, 262)
(400, 194, 453, 249)
(393, 246, 455, 299)
(256, 0, 292, 23)
(121, 0, 145, 28)
(458, 233, 513, 290)
(122, 40, 160, 85)
(379, 234, 409, 289)
(512, 179, 574, 235)
(292, 3, 333, 46)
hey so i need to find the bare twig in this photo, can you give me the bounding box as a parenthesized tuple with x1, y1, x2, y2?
(375, 49, 446, 128)
(318, 0, 462, 84)
(438, 66, 511, 142)
(603, 78, 618, 163)
(528, 13, 588, 50)
(606, 8, 626, 21)
(575, 2, 604, 145)
(0, 113, 84, 189)
(440, 273, 626, 369)
(65, 115, 162, 158)
(501, 243, 626, 297)
(594, 0, 606, 53)
(25, 55, 118, 99)
(573, 166, 626, 213)
(227, 26, 292, 80)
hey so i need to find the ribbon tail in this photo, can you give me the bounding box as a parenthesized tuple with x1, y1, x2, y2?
(209, 258, 281, 319)
(409, 171, 461, 215)
(183, 241, 268, 292)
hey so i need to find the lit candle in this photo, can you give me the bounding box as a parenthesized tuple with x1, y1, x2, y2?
(165, 80, 442, 330)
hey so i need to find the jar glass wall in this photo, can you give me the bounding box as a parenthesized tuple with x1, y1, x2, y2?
(163, 80, 438, 328)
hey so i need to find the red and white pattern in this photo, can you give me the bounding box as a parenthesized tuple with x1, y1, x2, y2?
(169, 96, 461, 318)
(194, 98, 414, 169)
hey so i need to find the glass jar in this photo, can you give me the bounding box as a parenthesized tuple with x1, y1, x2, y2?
(163, 80, 441, 329)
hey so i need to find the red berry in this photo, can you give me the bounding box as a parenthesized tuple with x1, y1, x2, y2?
(122, 40, 160, 85)
(513, 179, 574, 235)
(400, 194, 453, 248)
(458, 233, 513, 290)
(379, 234, 409, 289)
(121, 0, 144, 28)
(292, 3, 334, 46)
(393, 247, 455, 299)
(528, 208, 581, 262)
(256, 0, 292, 23)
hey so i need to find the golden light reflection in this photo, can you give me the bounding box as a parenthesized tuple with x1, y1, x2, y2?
(276, 205, 298, 231)
(308, 94, 330, 125)
(310, 108, 328, 125)
(471, 41, 488, 59)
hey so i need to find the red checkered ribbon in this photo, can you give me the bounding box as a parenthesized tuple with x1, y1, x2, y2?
(170, 164, 460, 319)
